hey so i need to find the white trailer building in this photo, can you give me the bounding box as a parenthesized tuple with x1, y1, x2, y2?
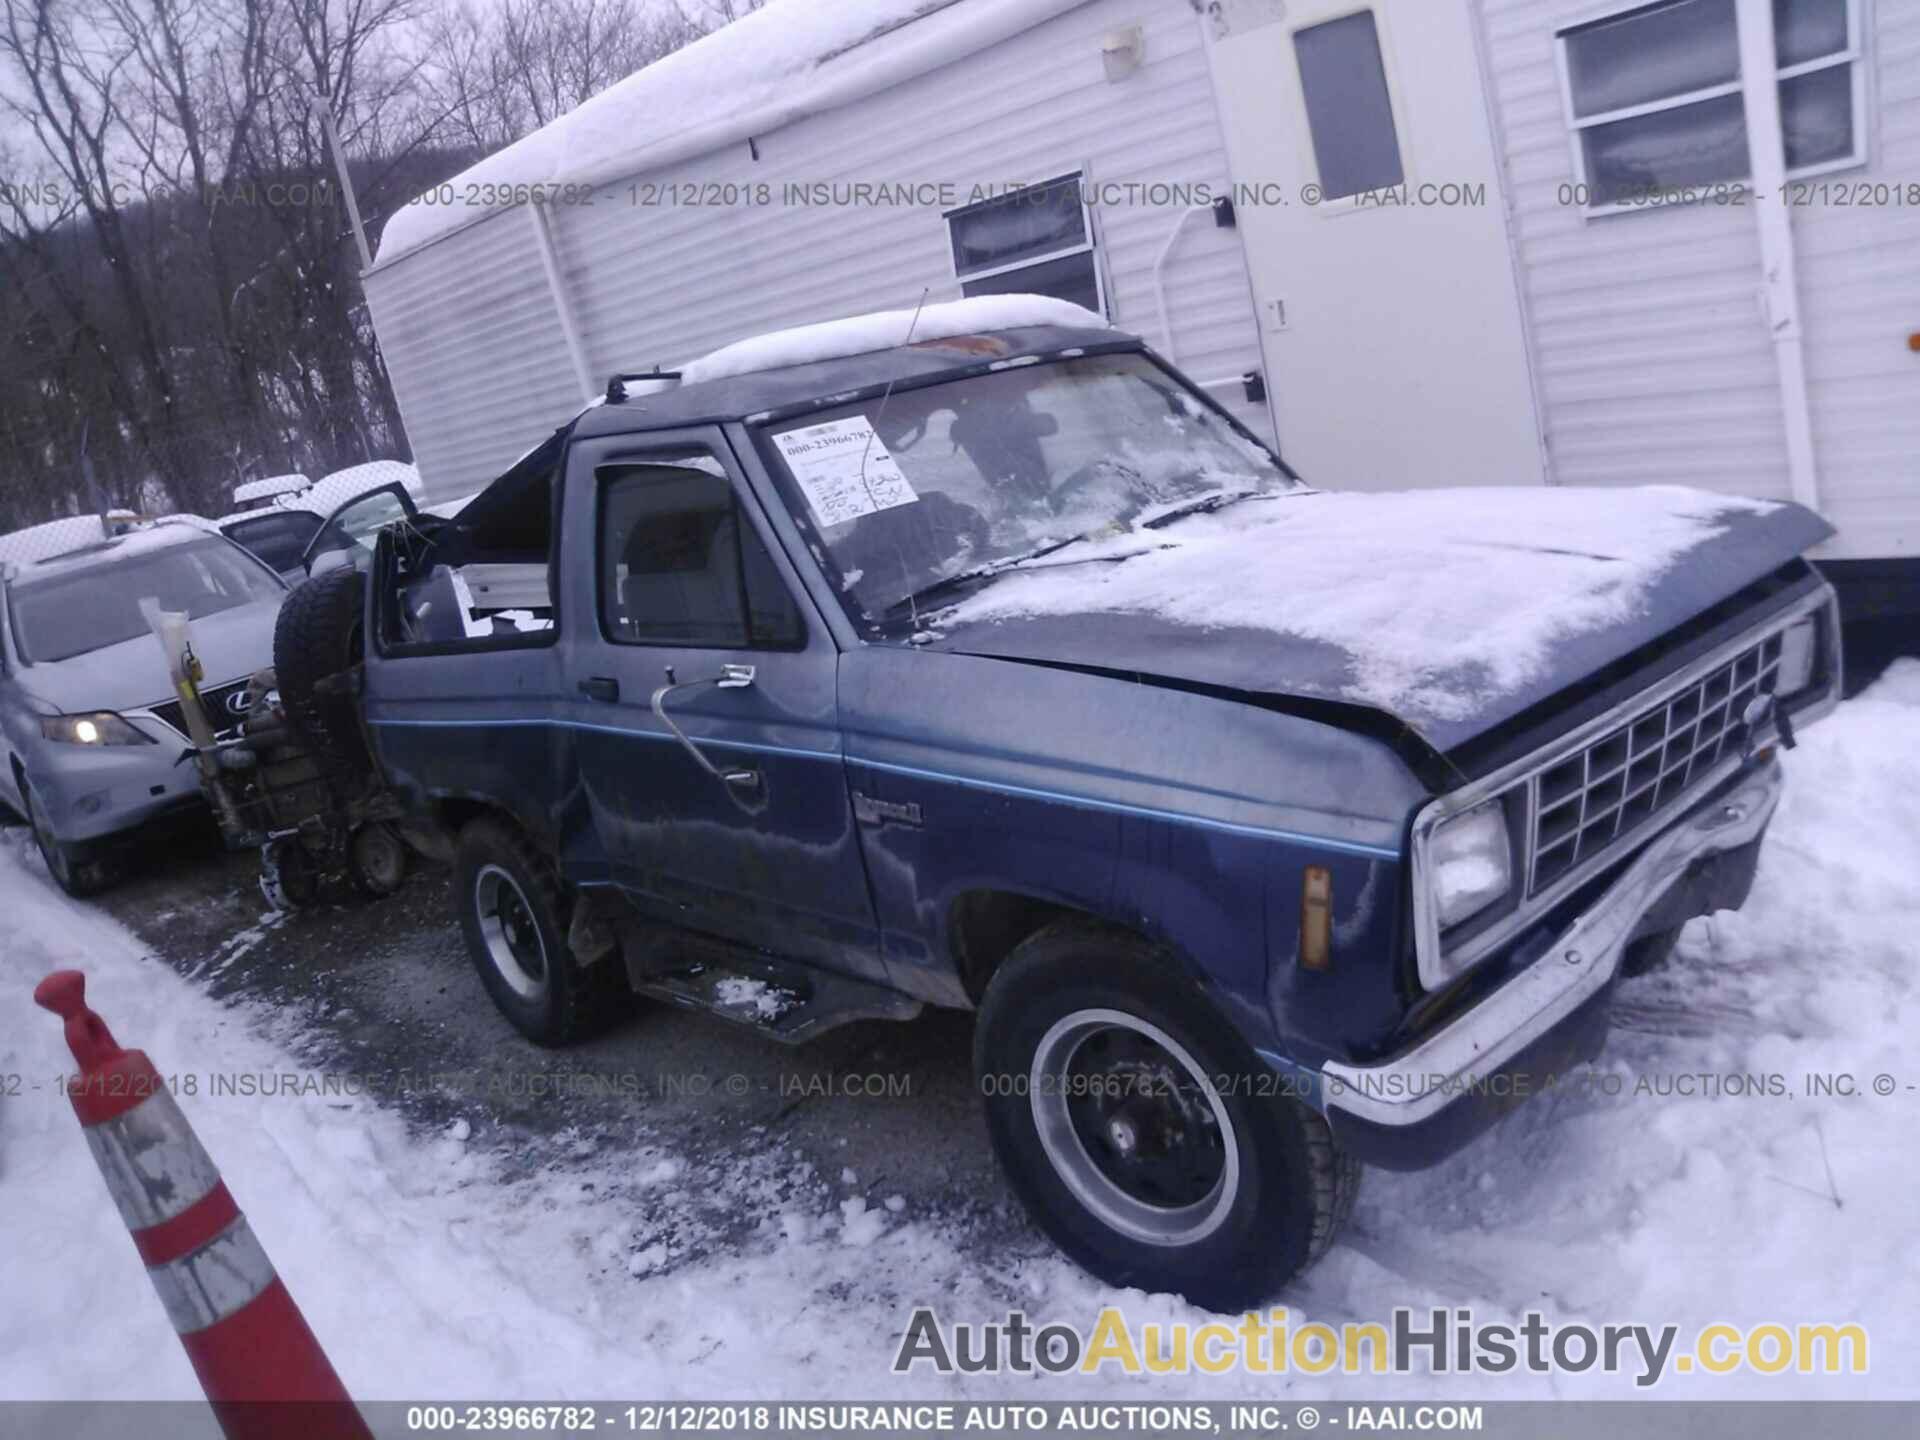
(365, 0, 1919, 615)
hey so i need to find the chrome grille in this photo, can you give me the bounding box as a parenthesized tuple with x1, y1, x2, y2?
(1528, 630, 1784, 896)
(151, 679, 253, 741)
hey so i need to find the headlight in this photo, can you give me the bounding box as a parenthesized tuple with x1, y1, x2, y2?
(1775, 617, 1818, 698)
(1429, 800, 1513, 931)
(40, 712, 154, 746)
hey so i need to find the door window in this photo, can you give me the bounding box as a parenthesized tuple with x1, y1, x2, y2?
(1558, 0, 1865, 212)
(598, 458, 802, 650)
(1293, 11, 1406, 201)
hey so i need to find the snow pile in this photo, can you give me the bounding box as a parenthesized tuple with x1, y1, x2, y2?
(679, 296, 1109, 386)
(944, 486, 1779, 720)
(2, 664, 1917, 1403)
(376, 0, 1090, 264)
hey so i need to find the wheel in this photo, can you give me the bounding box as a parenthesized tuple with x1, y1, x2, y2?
(975, 923, 1359, 1312)
(259, 838, 318, 910)
(347, 822, 407, 897)
(273, 566, 371, 773)
(453, 818, 627, 1045)
(22, 778, 114, 898)
(1621, 926, 1683, 977)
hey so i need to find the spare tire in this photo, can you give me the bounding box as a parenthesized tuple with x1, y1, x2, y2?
(273, 565, 371, 772)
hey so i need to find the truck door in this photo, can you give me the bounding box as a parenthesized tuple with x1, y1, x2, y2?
(559, 428, 883, 981)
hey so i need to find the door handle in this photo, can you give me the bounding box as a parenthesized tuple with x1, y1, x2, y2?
(578, 676, 619, 702)
(650, 665, 757, 788)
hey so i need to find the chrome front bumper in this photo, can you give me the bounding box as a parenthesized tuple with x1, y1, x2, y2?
(1322, 758, 1785, 1129)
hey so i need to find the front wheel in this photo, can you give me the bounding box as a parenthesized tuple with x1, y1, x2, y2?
(453, 818, 627, 1045)
(976, 923, 1358, 1312)
(23, 778, 114, 898)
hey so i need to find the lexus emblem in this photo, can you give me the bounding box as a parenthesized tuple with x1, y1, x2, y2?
(224, 690, 253, 719)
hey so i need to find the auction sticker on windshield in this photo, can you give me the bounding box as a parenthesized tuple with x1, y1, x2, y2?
(771, 416, 918, 529)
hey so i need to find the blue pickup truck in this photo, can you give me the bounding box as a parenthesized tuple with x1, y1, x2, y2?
(272, 298, 1840, 1310)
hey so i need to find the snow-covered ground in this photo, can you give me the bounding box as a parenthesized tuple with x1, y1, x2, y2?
(2, 665, 1916, 1410)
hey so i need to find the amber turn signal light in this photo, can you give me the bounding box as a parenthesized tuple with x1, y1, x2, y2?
(1301, 866, 1332, 972)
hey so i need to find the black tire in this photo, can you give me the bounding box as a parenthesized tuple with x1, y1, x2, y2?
(453, 818, 628, 1045)
(1621, 926, 1684, 977)
(976, 923, 1358, 1313)
(22, 778, 115, 898)
(347, 822, 408, 898)
(273, 566, 371, 773)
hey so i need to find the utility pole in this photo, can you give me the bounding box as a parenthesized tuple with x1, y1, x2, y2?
(315, 90, 374, 272)
(77, 419, 106, 517)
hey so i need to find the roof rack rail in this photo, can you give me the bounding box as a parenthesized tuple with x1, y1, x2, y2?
(606, 369, 682, 404)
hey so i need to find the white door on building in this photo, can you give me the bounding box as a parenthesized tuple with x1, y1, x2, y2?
(1203, 0, 1544, 490)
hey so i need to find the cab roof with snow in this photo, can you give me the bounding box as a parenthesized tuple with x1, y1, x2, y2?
(580, 296, 1124, 436)
(436, 297, 1130, 564)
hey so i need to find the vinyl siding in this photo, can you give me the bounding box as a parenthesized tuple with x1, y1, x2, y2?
(1476, 0, 1791, 502)
(1475, 0, 1920, 560)
(364, 0, 1266, 505)
(363, 208, 587, 506)
(1792, 0, 1920, 558)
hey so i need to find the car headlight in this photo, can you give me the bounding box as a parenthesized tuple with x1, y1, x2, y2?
(1429, 800, 1513, 931)
(40, 712, 154, 746)
(1775, 617, 1818, 698)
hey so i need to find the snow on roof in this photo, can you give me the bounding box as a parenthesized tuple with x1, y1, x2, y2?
(374, 0, 1092, 266)
(232, 473, 311, 506)
(678, 295, 1110, 386)
(941, 486, 1781, 723)
(0, 515, 115, 568)
(294, 460, 424, 519)
(4, 518, 215, 578)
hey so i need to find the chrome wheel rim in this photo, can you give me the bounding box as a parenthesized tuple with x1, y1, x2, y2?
(473, 864, 548, 1000)
(1030, 1008, 1238, 1247)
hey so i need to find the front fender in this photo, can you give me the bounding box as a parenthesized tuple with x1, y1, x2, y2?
(838, 647, 1419, 1056)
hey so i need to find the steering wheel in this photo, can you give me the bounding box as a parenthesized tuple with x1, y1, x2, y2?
(886, 418, 928, 452)
(1050, 458, 1135, 512)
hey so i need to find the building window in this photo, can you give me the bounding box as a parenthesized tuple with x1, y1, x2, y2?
(1558, 0, 1865, 213)
(946, 174, 1103, 314)
(1293, 10, 1406, 202)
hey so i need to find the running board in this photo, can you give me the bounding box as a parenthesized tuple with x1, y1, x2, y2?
(622, 932, 921, 1044)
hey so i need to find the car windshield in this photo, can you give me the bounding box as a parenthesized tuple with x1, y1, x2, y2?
(9, 536, 282, 663)
(755, 352, 1300, 631)
(223, 510, 325, 575)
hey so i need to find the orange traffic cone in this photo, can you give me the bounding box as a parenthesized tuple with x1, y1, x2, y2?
(35, 970, 370, 1440)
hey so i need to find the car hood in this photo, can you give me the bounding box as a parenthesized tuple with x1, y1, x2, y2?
(915, 486, 1833, 754)
(14, 597, 283, 714)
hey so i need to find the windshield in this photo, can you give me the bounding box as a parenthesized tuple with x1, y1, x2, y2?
(223, 511, 324, 575)
(755, 352, 1300, 631)
(9, 537, 283, 663)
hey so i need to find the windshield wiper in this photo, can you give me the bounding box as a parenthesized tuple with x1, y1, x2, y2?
(1138, 487, 1274, 531)
(879, 532, 1108, 621)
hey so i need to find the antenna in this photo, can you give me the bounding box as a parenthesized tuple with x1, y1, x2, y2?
(861, 290, 931, 631)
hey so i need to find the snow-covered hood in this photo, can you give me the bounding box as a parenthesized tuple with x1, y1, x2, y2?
(921, 486, 1833, 753)
(14, 597, 282, 715)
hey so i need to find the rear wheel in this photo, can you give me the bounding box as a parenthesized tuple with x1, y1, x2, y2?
(23, 778, 114, 898)
(976, 923, 1358, 1312)
(453, 818, 627, 1045)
